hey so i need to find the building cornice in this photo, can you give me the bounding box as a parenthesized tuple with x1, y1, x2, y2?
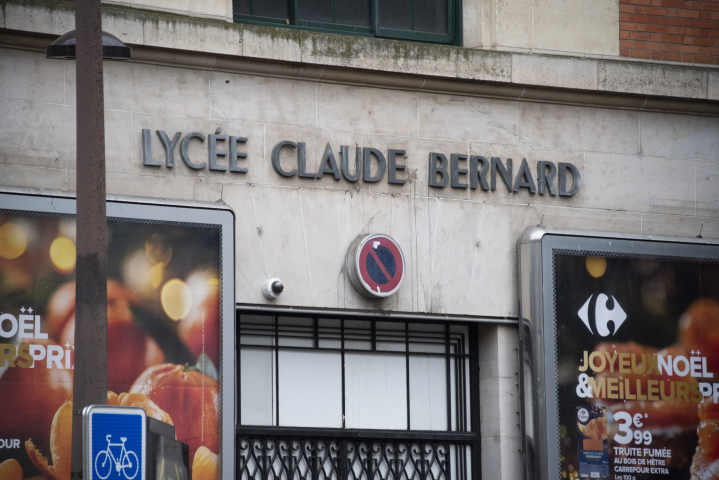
(1, 0, 718, 115)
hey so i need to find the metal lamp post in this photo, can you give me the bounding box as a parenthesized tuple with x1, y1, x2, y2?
(46, 2, 131, 476)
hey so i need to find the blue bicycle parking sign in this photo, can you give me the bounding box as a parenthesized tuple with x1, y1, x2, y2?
(84, 406, 146, 480)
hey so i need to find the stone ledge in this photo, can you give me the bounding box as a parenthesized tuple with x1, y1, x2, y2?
(2, 27, 718, 117)
(1, 0, 718, 106)
(100, 0, 229, 22)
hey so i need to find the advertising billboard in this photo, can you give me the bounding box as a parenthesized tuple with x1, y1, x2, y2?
(0, 191, 235, 480)
(518, 228, 719, 480)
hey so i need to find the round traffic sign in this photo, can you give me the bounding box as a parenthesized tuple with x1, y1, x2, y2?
(346, 234, 405, 298)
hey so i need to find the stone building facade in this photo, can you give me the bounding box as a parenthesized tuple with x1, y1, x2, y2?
(1, 0, 718, 478)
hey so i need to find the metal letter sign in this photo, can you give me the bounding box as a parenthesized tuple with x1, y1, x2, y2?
(346, 234, 405, 298)
(84, 406, 146, 480)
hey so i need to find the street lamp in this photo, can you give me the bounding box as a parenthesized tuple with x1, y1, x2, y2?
(47, 18, 131, 478)
(46, 30, 132, 60)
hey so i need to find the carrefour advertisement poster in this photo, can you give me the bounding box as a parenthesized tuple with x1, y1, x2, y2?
(0, 210, 220, 480)
(555, 253, 719, 480)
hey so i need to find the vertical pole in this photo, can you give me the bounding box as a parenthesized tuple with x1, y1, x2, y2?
(341, 319, 345, 429)
(405, 323, 410, 430)
(71, 0, 108, 475)
(274, 316, 279, 426)
(445, 325, 451, 431)
(468, 324, 480, 480)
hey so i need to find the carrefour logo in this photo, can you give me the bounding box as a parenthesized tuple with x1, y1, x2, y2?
(577, 294, 627, 336)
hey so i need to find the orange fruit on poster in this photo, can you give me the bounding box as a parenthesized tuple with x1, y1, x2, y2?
(130, 363, 218, 463)
(192, 446, 219, 480)
(0, 459, 23, 480)
(25, 400, 73, 480)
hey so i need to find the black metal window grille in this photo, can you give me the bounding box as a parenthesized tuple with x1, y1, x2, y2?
(236, 437, 469, 480)
(232, 0, 459, 45)
(237, 313, 480, 480)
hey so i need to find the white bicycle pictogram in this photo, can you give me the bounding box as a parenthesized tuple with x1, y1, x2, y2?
(94, 435, 139, 480)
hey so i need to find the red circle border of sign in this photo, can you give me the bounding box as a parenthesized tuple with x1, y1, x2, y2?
(356, 234, 405, 297)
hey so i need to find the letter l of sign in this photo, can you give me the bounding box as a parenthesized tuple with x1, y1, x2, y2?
(142, 129, 162, 166)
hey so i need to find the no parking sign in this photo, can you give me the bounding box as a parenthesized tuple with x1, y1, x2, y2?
(346, 234, 405, 298)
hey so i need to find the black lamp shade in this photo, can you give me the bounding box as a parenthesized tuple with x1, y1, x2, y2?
(46, 30, 132, 60)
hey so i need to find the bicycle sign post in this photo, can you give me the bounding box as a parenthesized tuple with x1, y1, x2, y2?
(83, 406, 146, 480)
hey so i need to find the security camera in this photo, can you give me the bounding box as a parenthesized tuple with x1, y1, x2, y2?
(262, 278, 284, 299)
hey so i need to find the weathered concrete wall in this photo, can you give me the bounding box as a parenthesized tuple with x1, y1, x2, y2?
(5, 0, 617, 57)
(3, 0, 719, 96)
(1, 46, 718, 319)
(6, 0, 618, 58)
(111, 0, 617, 58)
(478, 323, 522, 480)
(463, 0, 620, 56)
(100, 0, 231, 21)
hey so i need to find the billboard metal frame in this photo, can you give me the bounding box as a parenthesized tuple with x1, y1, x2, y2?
(516, 226, 719, 480)
(0, 188, 236, 480)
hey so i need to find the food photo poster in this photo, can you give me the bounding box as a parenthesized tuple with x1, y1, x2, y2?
(555, 253, 719, 480)
(0, 211, 221, 480)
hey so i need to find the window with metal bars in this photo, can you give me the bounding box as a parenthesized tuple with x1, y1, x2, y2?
(232, 0, 459, 45)
(237, 313, 480, 480)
